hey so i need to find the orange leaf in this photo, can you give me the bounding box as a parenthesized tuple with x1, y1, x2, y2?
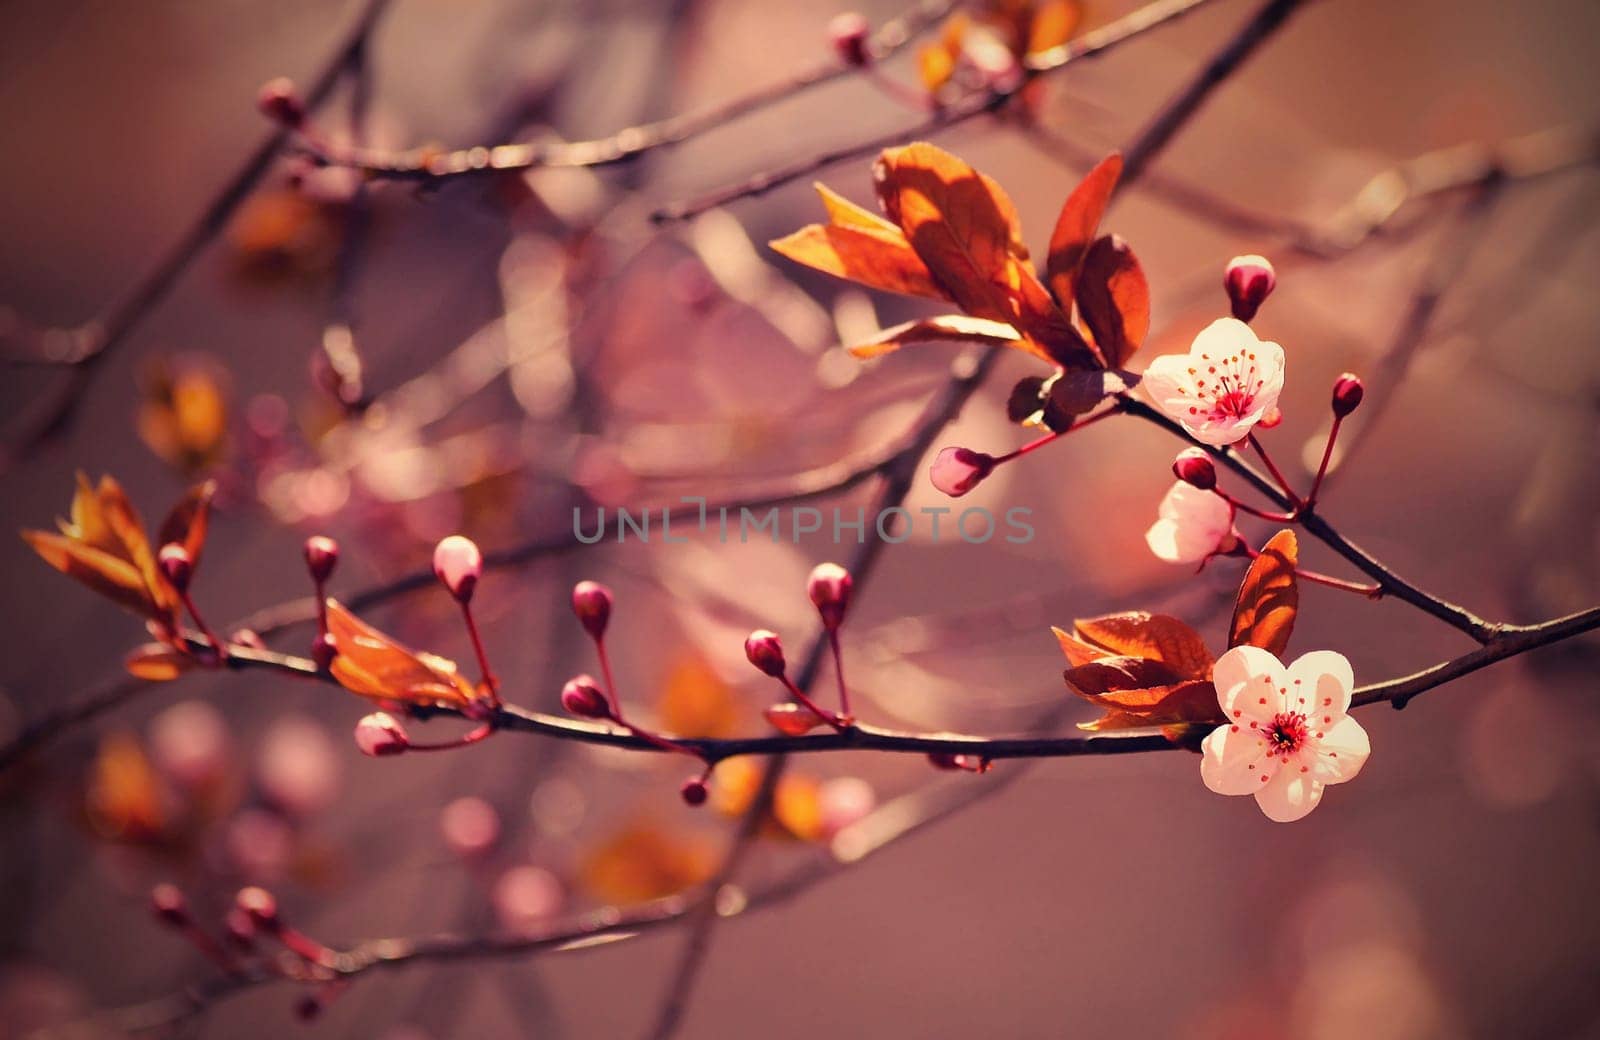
(1076, 680, 1222, 731)
(1074, 234, 1150, 368)
(712, 759, 826, 842)
(1063, 655, 1187, 698)
(157, 480, 217, 572)
(85, 732, 166, 842)
(1046, 153, 1122, 311)
(872, 143, 1094, 367)
(1027, 0, 1082, 54)
(137, 356, 229, 474)
(1052, 625, 1111, 668)
(1072, 611, 1214, 680)
(656, 652, 740, 739)
(94, 475, 174, 617)
(578, 822, 717, 904)
(1229, 529, 1299, 655)
(325, 599, 477, 709)
(22, 530, 160, 619)
(124, 643, 194, 681)
(848, 314, 1044, 362)
(769, 184, 950, 302)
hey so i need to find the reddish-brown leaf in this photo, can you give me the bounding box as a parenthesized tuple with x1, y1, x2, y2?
(848, 314, 1045, 362)
(872, 143, 1095, 367)
(1074, 234, 1150, 368)
(1043, 367, 1136, 418)
(1063, 655, 1187, 698)
(22, 530, 156, 618)
(1076, 680, 1223, 732)
(1072, 611, 1215, 680)
(1229, 529, 1299, 655)
(325, 599, 477, 709)
(770, 183, 950, 301)
(1053, 625, 1111, 668)
(157, 480, 216, 572)
(1046, 154, 1122, 310)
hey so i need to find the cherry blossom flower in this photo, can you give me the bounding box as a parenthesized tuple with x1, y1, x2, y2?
(1200, 645, 1370, 822)
(1145, 482, 1235, 564)
(1143, 318, 1286, 446)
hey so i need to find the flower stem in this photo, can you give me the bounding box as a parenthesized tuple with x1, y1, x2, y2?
(1214, 489, 1296, 523)
(178, 589, 228, 663)
(459, 602, 499, 707)
(993, 405, 1120, 465)
(828, 629, 852, 720)
(406, 722, 495, 753)
(781, 674, 849, 731)
(1247, 432, 1302, 507)
(1305, 415, 1343, 507)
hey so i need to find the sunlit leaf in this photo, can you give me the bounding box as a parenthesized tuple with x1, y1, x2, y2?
(325, 599, 477, 709)
(1072, 611, 1214, 680)
(1229, 529, 1299, 655)
(22, 530, 156, 618)
(848, 314, 1034, 361)
(1027, 0, 1082, 54)
(1074, 234, 1150, 368)
(156, 480, 216, 573)
(1063, 654, 1188, 697)
(1046, 153, 1121, 311)
(1042, 367, 1136, 418)
(578, 822, 716, 904)
(1075, 680, 1222, 731)
(124, 643, 195, 682)
(656, 652, 740, 739)
(872, 143, 1094, 367)
(769, 184, 950, 301)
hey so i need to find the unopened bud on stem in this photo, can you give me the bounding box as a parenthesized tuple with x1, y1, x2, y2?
(432, 535, 483, 604)
(571, 580, 613, 639)
(744, 630, 787, 677)
(806, 563, 853, 630)
(158, 544, 193, 592)
(256, 77, 306, 127)
(303, 536, 339, 583)
(828, 12, 872, 66)
(1331, 373, 1365, 418)
(354, 712, 408, 757)
(560, 675, 611, 719)
(1224, 254, 1276, 323)
(1172, 447, 1218, 490)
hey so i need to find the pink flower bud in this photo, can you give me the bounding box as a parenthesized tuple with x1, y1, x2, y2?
(157, 543, 193, 592)
(806, 562, 853, 630)
(764, 703, 827, 736)
(744, 630, 786, 677)
(303, 536, 339, 583)
(311, 632, 337, 671)
(432, 535, 483, 603)
(150, 883, 189, 926)
(354, 712, 408, 757)
(235, 886, 279, 928)
(570, 580, 613, 639)
(680, 776, 709, 806)
(1224, 254, 1276, 322)
(1171, 447, 1218, 490)
(929, 447, 996, 498)
(828, 12, 872, 66)
(257, 77, 305, 126)
(560, 675, 611, 719)
(224, 908, 258, 949)
(1331, 373, 1365, 418)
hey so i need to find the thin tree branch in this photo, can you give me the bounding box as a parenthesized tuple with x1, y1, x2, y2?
(291, 0, 955, 183)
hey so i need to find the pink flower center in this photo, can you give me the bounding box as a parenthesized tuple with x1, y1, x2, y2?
(1265, 711, 1309, 758)
(1186, 350, 1266, 421)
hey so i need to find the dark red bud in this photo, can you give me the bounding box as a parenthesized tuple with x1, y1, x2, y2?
(680, 776, 709, 806)
(929, 447, 996, 498)
(1331, 373, 1365, 418)
(806, 562, 853, 630)
(257, 77, 305, 126)
(158, 544, 193, 592)
(1172, 447, 1218, 490)
(303, 536, 339, 583)
(571, 580, 613, 639)
(560, 675, 611, 719)
(744, 630, 786, 677)
(354, 712, 408, 757)
(828, 12, 872, 66)
(150, 883, 189, 926)
(1224, 254, 1276, 323)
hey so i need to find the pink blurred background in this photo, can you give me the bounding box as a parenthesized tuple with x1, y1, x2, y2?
(1, 0, 1597, 1036)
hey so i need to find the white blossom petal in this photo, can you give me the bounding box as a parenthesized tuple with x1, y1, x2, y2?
(1286, 649, 1353, 719)
(1254, 768, 1324, 822)
(1212, 644, 1286, 723)
(1201, 723, 1271, 795)
(1310, 715, 1370, 785)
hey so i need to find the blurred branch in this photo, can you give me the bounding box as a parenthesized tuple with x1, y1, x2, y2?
(0, 0, 395, 465)
(649, 0, 1226, 223)
(290, 0, 956, 183)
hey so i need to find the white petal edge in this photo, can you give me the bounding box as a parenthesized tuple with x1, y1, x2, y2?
(1310, 715, 1370, 785)
(1201, 724, 1270, 795)
(1286, 649, 1354, 718)
(1254, 769, 1324, 822)
(1212, 644, 1285, 721)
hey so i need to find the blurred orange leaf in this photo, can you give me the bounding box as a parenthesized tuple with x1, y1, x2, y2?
(713, 758, 827, 842)
(85, 732, 166, 842)
(1229, 530, 1299, 655)
(325, 599, 477, 709)
(124, 643, 195, 682)
(1027, 0, 1082, 54)
(1046, 153, 1121, 311)
(137, 356, 229, 475)
(1074, 234, 1150, 368)
(578, 822, 716, 904)
(656, 652, 741, 739)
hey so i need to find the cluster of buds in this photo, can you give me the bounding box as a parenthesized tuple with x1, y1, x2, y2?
(747, 562, 858, 734)
(150, 883, 343, 1017)
(556, 580, 714, 804)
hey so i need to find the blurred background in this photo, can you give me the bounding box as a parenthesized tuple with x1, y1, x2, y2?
(1, 0, 1597, 1036)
